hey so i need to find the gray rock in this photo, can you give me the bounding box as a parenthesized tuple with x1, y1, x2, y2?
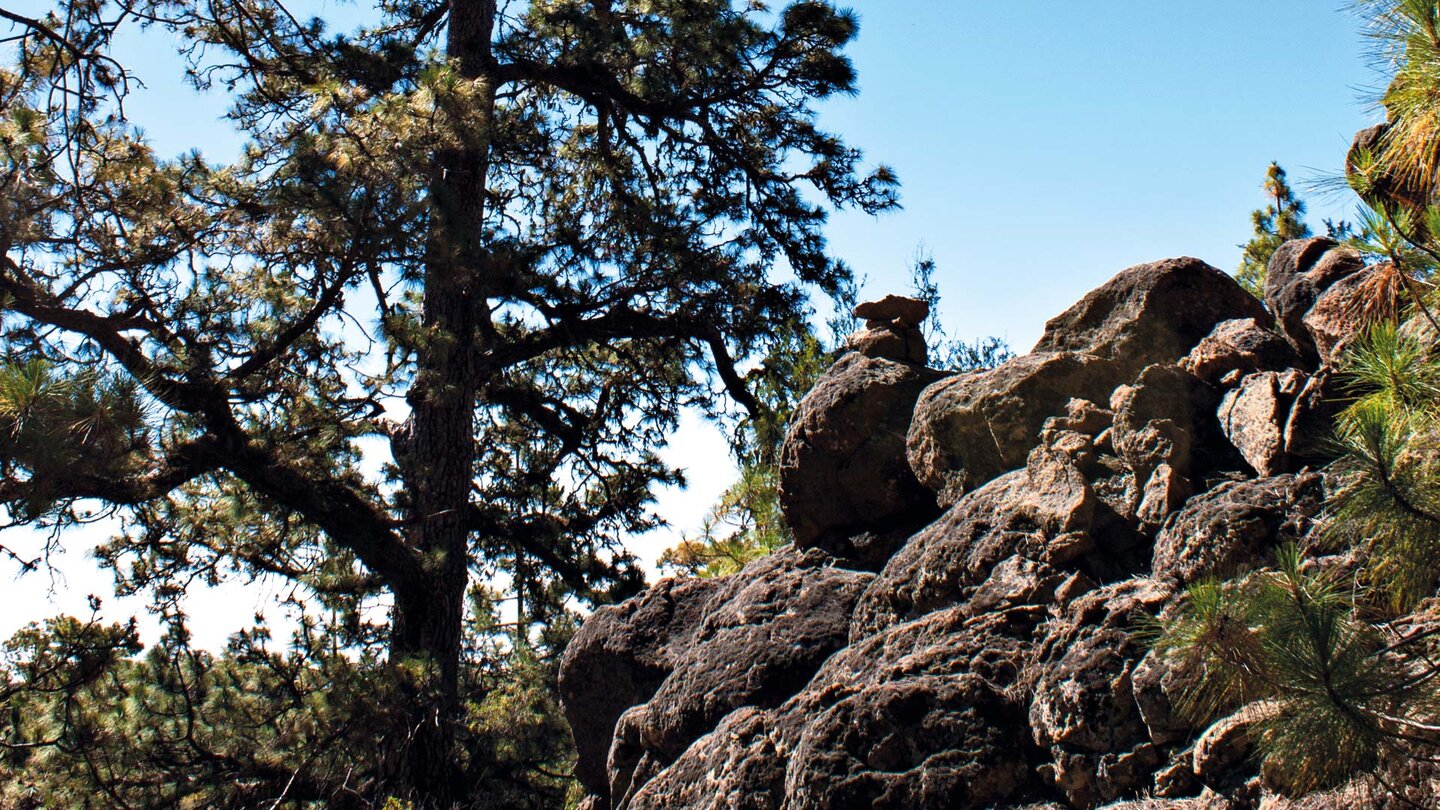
(1217, 370, 1307, 477)
(1035, 257, 1269, 379)
(1263, 238, 1365, 363)
(907, 351, 1123, 501)
(1153, 474, 1324, 586)
(778, 353, 944, 557)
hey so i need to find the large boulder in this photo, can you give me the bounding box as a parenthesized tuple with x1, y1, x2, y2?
(1302, 263, 1395, 368)
(1152, 473, 1324, 586)
(908, 259, 1265, 504)
(1263, 238, 1365, 362)
(1180, 318, 1303, 385)
(1034, 257, 1269, 379)
(1283, 372, 1348, 464)
(907, 352, 1122, 501)
(560, 576, 727, 796)
(778, 353, 945, 557)
(561, 548, 872, 806)
(631, 608, 1039, 810)
(1108, 365, 1223, 527)
(853, 446, 1097, 637)
(1024, 578, 1176, 808)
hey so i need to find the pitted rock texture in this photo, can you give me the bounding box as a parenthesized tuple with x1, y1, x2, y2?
(906, 351, 1122, 503)
(1262, 237, 1364, 362)
(1033, 257, 1269, 378)
(1180, 317, 1302, 384)
(561, 249, 1397, 810)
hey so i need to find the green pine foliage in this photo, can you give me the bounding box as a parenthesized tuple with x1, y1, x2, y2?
(1326, 323, 1440, 608)
(0, 0, 902, 803)
(1, 611, 580, 808)
(1153, 6, 1440, 798)
(1153, 323, 1440, 794)
(660, 323, 827, 579)
(1154, 548, 1440, 794)
(1236, 162, 1312, 297)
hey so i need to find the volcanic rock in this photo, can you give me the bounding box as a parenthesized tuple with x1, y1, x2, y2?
(777, 353, 944, 558)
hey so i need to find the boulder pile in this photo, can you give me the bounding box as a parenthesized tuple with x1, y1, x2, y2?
(560, 246, 1422, 809)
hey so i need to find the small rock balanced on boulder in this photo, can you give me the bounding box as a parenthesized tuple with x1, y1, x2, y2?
(845, 294, 930, 364)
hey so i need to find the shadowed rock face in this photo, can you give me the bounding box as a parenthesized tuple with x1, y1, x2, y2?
(560, 247, 1411, 810)
(777, 353, 945, 562)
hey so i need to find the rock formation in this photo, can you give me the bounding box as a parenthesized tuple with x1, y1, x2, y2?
(560, 250, 1418, 809)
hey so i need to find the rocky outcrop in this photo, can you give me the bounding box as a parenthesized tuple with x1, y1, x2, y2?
(560, 548, 872, 803)
(1151, 473, 1323, 586)
(1217, 370, 1307, 477)
(561, 250, 1375, 810)
(907, 351, 1121, 504)
(1180, 318, 1301, 385)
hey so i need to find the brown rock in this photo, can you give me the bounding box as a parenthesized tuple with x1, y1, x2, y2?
(1263, 238, 1365, 363)
(1026, 578, 1176, 807)
(1132, 651, 1191, 746)
(1283, 372, 1349, 464)
(560, 575, 726, 796)
(852, 446, 1096, 636)
(906, 351, 1124, 501)
(1035, 257, 1269, 379)
(560, 548, 872, 807)
(1192, 710, 1258, 782)
(1181, 318, 1303, 384)
(778, 353, 944, 559)
(625, 709, 784, 810)
(1109, 364, 1226, 527)
(845, 324, 928, 364)
(854, 294, 930, 327)
(1302, 263, 1397, 368)
(1153, 474, 1324, 586)
(1218, 371, 1306, 477)
(630, 609, 1036, 810)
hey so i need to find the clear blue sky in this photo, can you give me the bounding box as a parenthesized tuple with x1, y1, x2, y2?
(1, 1, 1386, 646)
(822, 1, 1375, 350)
(89, 0, 1381, 347)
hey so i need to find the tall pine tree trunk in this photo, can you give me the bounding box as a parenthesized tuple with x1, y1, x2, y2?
(391, 0, 498, 803)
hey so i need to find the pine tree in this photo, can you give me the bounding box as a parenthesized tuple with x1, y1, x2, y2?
(0, 0, 899, 805)
(1236, 162, 1311, 297)
(1154, 6, 1440, 796)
